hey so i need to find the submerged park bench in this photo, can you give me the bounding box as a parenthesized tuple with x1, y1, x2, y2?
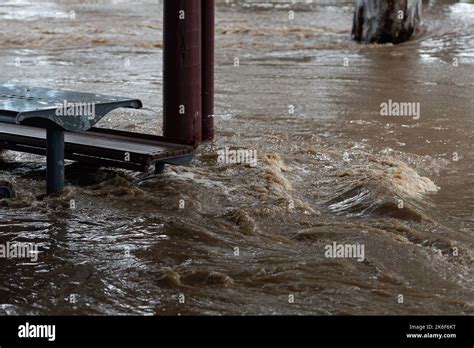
(0, 84, 194, 195)
(0, 1, 216, 197)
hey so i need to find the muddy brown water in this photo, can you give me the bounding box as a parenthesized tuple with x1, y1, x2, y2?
(0, 0, 473, 315)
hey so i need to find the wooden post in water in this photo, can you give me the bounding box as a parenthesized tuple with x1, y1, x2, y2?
(163, 0, 202, 145)
(352, 0, 422, 44)
(201, 0, 215, 141)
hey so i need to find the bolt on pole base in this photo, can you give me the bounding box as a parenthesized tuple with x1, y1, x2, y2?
(46, 128, 65, 195)
(0, 181, 16, 199)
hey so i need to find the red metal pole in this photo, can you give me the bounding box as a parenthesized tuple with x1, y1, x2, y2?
(163, 0, 202, 146)
(202, 0, 215, 141)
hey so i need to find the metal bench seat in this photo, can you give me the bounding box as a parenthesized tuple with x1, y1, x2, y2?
(0, 124, 194, 172)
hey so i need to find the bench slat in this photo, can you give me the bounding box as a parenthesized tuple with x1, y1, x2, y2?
(0, 123, 193, 172)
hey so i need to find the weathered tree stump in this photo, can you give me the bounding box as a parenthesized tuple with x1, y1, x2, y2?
(352, 0, 422, 44)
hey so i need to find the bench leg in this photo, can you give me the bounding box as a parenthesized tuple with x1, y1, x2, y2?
(46, 128, 65, 194)
(155, 162, 166, 174)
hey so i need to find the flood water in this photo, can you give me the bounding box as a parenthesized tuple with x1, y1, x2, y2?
(0, 0, 473, 315)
